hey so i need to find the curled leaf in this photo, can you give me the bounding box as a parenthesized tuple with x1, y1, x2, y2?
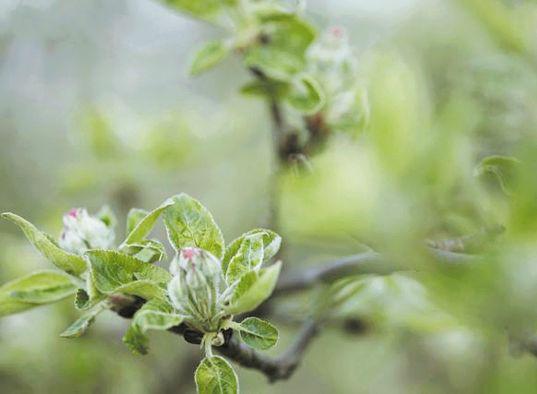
(0, 270, 78, 317)
(225, 261, 281, 315)
(286, 74, 325, 114)
(122, 200, 174, 246)
(123, 299, 183, 354)
(223, 229, 281, 274)
(1, 213, 87, 276)
(60, 301, 107, 338)
(190, 40, 230, 76)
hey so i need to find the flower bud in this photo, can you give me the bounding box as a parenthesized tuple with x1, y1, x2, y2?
(307, 26, 357, 95)
(59, 208, 115, 254)
(167, 247, 224, 332)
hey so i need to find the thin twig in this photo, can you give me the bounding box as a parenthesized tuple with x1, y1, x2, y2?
(111, 246, 481, 382)
(273, 248, 480, 296)
(217, 319, 319, 383)
(425, 225, 504, 253)
(249, 66, 291, 259)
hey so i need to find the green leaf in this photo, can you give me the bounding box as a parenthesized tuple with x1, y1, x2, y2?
(96, 205, 117, 228)
(126, 208, 150, 236)
(123, 299, 183, 354)
(223, 229, 281, 273)
(190, 40, 230, 76)
(113, 280, 167, 301)
(0, 270, 78, 317)
(286, 75, 325, 114)
(225, 234, 264, 285)
(60, 301, 107, 338)
(314, 276, 367, 318)
(122, 200, 174, 246)
(74, 288, 90, 310)
(237, 317, 278, 350)
(475, 155, 520, 195)
(225, 261, 281, 314)
(1, 213, 87, 276)
(195, 356, 238, 394)
(86, 250, 171, 297)
(244, 15, 316, 78)
(240, 78, 290, 98)
(164, 0, 233, 22)
(163, 194, 225, 259)
(122, 239, 167, 264)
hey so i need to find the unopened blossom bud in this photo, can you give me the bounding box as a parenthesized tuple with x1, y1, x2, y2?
(307, 26, 357, 95)
(58, 208, 115, 255)
(167, 247, 224, 332)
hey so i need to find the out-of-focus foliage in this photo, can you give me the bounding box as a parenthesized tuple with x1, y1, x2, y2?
(1, 0, 537, 393)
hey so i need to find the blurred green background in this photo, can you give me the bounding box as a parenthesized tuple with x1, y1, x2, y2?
(1, 0, 536, 393)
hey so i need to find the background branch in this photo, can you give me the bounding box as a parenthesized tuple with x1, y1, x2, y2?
(110, 244, 482, 382)
(274, 247, 480, 296)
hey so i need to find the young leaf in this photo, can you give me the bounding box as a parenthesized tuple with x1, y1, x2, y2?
(225, 234, 264, 285)
(123, 299, 183, 354)
(286, 75, 325, 114)
(121, 239, 167, 263)
(1, 213, 87, 276)
(190, 40, 230, 76)
(223, 229, 281, 273)
(163, 194, 225, 259)
(0, 270, 78, 317)
(74, 289, 90, 310)
(60, 301, 107, 338)
(240, 78, 290, 98)
(237, 317, 278, 350)
(475, 155, 520, 195)
(122, 200, 174, 246)
(86, 250, 170, 296)
(244, 15, 316, 78)
(195, 356, 238, 394)
(164, 0, 226, 22)
(113, 280, 167, 301)
(313, 276, 367, 318)
(96, 205, 117, 228)
(126, 208, 150, 236)
(225, 261, 281, 314)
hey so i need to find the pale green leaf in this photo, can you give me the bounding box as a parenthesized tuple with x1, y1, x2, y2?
(163, 194, 225, 259)
(475, 155, 520, 195)
(223, 229, 281, 273)
(195, 356, 238, 394)
(0, 270, 77, 317)
(240, 78, 290, 98)
(122, 239, 167, 263)
(126, 208, 149, 236)
(1, 213, 87, 275)
(314, 276, 367, 318)
(164, 0, 229, 22)
(244, 15, 316, 78)
(225, 234, 264, 285)
(238, 317, 278, 350)
(225, 261, 281, 314)
(122, 200, 174, 246)
(286, 74, 325, 114)
(60, 301, 107, 338)
(113, 280, 167, 301)
(96, 205, 117, 228)
(190, 40, 230, 76)
(123, 298, 183, 354)
(86, 250, 171, 296)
